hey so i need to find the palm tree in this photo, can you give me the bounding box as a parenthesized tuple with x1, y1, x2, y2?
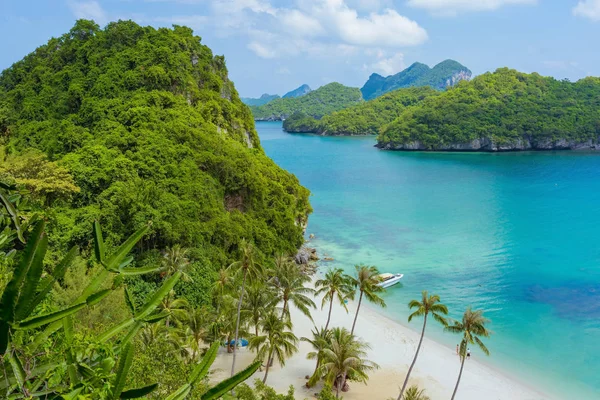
(403, 385, 431, 400)
(162, 244, 191, 280)
(272, 257, 316, 321)
(301, 326, 332, 388)
(159, 292, 189, 327)
(398, 291, 448, 400)
(248, 311, 299, 384)
(227, 239, 264, 377)
(184, 307, 210, 361)
(445, 307, 491, 400)
(349, 264, 386, 335)
(318, 327, 379, 398)
(242, 281, 276, 338)
(315, 269, 354, 331)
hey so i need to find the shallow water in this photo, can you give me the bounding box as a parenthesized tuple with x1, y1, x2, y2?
(257, 121, 600, 399)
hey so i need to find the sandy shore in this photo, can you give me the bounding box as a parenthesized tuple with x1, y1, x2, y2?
(211, 277, 554, 400)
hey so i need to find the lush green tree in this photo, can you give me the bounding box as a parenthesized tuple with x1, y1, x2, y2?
(301, 326, 332, 388)
(271, 256, 315, 321)
(315, 269, 354, 331)
(402, 385, 431, 400)
(317, 327, 379, 398)
(242, 281, 276, 338)
(234, 379, 295, 400)
(445, 307, 491, 400)
(248, 312, 298, 384)
(349, 264, 386, 335)
(161, 244, 191, 280)
(398, 291, 448, 400)
(159, 292, 190, 327)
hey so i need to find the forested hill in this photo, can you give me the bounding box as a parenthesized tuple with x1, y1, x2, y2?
(0, 20, 311, 286)
(283, 87, 439, 135)
(377, 68, 600, 151)
(361, 60, 471, 100)
(250, 82, 362, 120)
(241, 93, 280, 106)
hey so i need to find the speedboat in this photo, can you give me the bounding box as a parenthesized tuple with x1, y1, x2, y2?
(377, 273, 404, 289)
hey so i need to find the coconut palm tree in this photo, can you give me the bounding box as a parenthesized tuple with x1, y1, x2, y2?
(301, 326, 332, 388)
(318, 327, 379, 398)
(227, 239, 264, 376)
(162, 244, 191, 280)
(349, 264, 386, 335)
(315, 269, 354, 331)
(403, 385, 431, 400)
(272, 257, 316, 321)
(184, 307, 211, 361)
(445, 307, 491, 400)
(398, 291, 448, 400)
(159, 292, 189, 327)
(248, 311, 299, 384)
(242, 281, 276, 338)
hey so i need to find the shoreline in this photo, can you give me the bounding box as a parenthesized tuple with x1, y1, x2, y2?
(211, 273, 556, 400)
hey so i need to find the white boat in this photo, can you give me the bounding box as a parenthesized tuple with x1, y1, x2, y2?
(377, 273, 404, 289)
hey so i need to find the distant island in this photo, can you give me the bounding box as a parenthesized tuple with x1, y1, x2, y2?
(377, 68, 600, 151)
(250, 82, 362, 121)
(241, 93, 280, 106)
(283, 84, 312, 98)
(361, 59, 471, 100)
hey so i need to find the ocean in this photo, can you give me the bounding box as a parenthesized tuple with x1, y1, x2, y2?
(257, 121, 600, 399)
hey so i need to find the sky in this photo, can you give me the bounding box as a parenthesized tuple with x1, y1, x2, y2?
(1, 0, 600, 97)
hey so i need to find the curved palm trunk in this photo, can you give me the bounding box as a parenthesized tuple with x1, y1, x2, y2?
(335, 375, 341, 398)
(398, 314, 428, 400)
(231, 268, 248, 377)
(324, 293, 334, 331)
(350, 290, 364, 335)
(307, 357, 321, 387)
(263, 348, 274, 383)
(281, 299, 288, 320)
(451, 340, 467, 400)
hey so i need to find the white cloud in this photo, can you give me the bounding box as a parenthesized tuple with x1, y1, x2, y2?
(212, 0, 276, 15)
(68, 0, 107, 24)
(407, 0, 536, 15)
(573, 0, 600, 21)
(364, 51, 405, 75)
(276, 67, 291, 75)
(279, 9, 326, 37)
(247, 41, 277, 58)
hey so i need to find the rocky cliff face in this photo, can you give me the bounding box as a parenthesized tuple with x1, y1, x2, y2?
(446, 70, 472, 88)
(376, 136, 600, 152)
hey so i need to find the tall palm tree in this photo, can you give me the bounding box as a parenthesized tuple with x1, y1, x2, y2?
(184, 307, 210, 361)
(211, 268, 233, 313)
(248, 311, 299, 384)
(242, 281, 276, 338)
(349, 264, 386, 335)
(315, 269, 354, 331)
(301, 326, 332, 388)
(445, 307, 491, 400)
(398, 291, 448, 400)
(403, 385, 431, 400)
(159, 292, 189, 328)
(227, 239, 264, 377)
(272, 257, 316, 321)
(162, 244, 191, 280)
(318, 327, 379, 398)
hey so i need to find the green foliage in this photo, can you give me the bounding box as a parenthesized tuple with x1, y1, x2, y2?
(0, 20, 311, 303)
(283, 87, 439, 135)
(378, 68, 600, 150)
(361, 60, 471, 100)
(251, 83, 362, 120)
(241, 94, 280, 106)
(234, 379, 295, 400)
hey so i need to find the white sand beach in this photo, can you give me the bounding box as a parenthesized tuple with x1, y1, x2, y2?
(211, 278, 554, 400)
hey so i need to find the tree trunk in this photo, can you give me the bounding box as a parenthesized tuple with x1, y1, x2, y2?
(451, 340, 467, 400)
(351, 290, 363, 335)
(336, 375, 340, 399)
(281, 299, 288, 320)
(307, 358, 320, 387)
(263, 348, 274, 383)
(324, 293, 334, 331)
(231, 268, 248, 377)
(398, 314, 428, 400)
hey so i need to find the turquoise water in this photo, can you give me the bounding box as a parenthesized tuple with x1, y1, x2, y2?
(257, 121, 600, 399)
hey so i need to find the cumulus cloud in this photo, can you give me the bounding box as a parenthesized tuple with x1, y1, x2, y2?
(573, 0, 600, 21)
(247, 41, 277, 58)
(68, 0, 107, 24)
(279, 9, 326, 37)
(407, 0, 536, 15)
(364, 51, 405, 75)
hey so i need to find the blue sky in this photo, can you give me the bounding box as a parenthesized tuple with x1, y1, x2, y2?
(1, 0, 600, 97)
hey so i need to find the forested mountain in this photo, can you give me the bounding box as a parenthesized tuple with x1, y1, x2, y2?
(283, 87, 439, 135)
(241, 93, 280, 106)
(250, 82, 362, 120)
(361, 60, 471, 100)
(283, 84, 312, 98)
(377, 68, 600, 151)
(0, 20, 311, 289)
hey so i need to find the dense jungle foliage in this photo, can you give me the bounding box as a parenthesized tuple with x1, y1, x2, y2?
(360, 60, 471, 100)
(250, 83, 362, 120)
(377, 68, 600, 150)
(283, 87, 439, 135)
(0, 20, 311, 308)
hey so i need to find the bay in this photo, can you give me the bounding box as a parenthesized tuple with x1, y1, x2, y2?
(257, 121, 600, 399)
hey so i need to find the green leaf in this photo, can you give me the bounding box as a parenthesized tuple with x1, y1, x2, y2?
(165, 384, 191, 400)
(0, 189, 24, 243)
(98, 318, 135, 343)
(118, 256, 134, 269)
(8, 346, 26, 391)
(104, 226, 149, 271)
(112, 343, 134, 400)
(134, 272, 181, 320)
(189, 342, 219, 385)
(15, 302, 87, 330)
(86, 289, 111, 306)
(124, 287, 136, 315)
(120, 321, 143, 345)
(93, 221, 105, 263)
(120, 383, 158, 399)
(119, 265, 160, 276)
(201, 361, 261, 400)
(141, 310, 170, 324)
(61, 385, 84, 400)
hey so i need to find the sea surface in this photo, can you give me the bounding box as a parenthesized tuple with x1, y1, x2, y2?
(257, 121, 600, 399)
